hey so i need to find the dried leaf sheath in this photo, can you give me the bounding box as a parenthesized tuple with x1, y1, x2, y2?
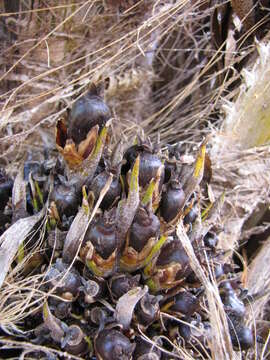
(0, 209, 45, 289)
(115, 286, 148, 330)
(115, 156, 140, 268)
(62, 187, 91, 264)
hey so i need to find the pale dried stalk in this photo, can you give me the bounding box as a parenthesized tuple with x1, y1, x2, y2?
(177, 222, 235, 360)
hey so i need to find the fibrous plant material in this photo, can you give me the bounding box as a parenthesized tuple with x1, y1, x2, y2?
(3, 0, 266, 162)
(0, 0, 160, 160)
(0, 91, 259, 359)
(208, 40, 270, 358)
(1, 0, 270, 359)
(210, 40, 270, 250)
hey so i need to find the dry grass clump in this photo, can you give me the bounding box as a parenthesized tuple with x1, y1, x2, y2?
(1, 0, 270, 358)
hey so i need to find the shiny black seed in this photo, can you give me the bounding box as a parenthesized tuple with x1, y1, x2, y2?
(51, 183, 80, 218)
(160, 181, 185, 222)
(0, 170, 13, 211)
(45, 259, 81, 296)
(123, 146, 164, 188)
(204, 232, 218, 249)
(220, 283, 246, 319)
(136, 294, 159, 327)
(169, 291, 199, 317)
(110, 274, 140, 300)
(129, 207, 160, 252)
(85, 214, 116, 259)
(133, 336, 162, 360)
(229, 318, 253, 351)
(183, 206, 198, 225)
(157, 239, 188, 268)
(69, 92, 111, 144)
(95, 329, 135, 360)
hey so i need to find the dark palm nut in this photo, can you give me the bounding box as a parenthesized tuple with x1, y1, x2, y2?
(164, 160, 176, 183)
(148, 237, 193, 291)
(156, 239, 191, 279)
(45, 259, 81, 297)
(62, 325, 89, 355)
(53, 301, 72, 320)
(80, 277, 105, 303)
(229, 319, 253, 350)
(110, 273, 140, 300)
(69, 91, 111, 144)
(178, 322, 192, 343)
(122, 144, 143, 175)
(166, 291, 199, 317)
(129, 207, 160, 252)
(214, 263, 224, 279)
(123, 145, 164, 188)
(89, 307, 109, 326)
(95, 329, 135, 360)
(50, 183, 80, 218)
(183, 206, 198, 225)
(220, 282, 246, 319)
(0, 170, 13, 211)
(133, 336, 162, 360)
(204, 232, 218, 249)
(160, 180, 185, 222)
(23, 161, 41, 181)
(84, 212, 117, 259)
(135, 294, 159, 327)
(0, 212, 11, 235)
(139, 152, 164, 188)
(91, 171, 121, 210)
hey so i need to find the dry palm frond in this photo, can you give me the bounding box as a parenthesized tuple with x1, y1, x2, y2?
(210, 40, 270, 252)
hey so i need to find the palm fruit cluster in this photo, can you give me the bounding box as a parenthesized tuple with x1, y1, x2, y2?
(0, 86, 257, 359)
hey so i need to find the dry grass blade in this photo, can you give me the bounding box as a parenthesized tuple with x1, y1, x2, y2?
(0, 208, 45, 289)
(137, 325, 191, 360)
(0, 338, 85, 360)
(176, 221, 234, 360)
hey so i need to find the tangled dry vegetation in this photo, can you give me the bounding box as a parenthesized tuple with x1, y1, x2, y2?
(0, 0, 270, 359)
